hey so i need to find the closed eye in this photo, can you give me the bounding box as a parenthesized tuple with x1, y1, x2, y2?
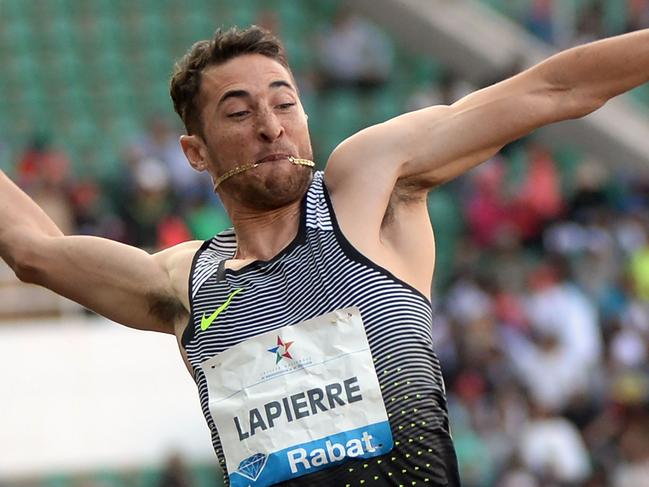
(228, 110, 250, 118)
(277, 102, 296, 110)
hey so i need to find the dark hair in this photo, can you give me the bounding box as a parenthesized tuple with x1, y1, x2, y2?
(170, 25, 291, 136)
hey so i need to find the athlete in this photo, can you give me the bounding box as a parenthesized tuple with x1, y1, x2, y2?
(2, 25, 649, 487)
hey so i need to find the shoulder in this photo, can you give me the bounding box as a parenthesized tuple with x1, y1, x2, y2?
(153, 240, 204, 310)
(323, 105, 450, 194)
(153, 240, 204, 270)
(320, 110, 446, 297)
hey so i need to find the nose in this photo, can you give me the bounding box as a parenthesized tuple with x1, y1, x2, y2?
(256, 108, 284, 143)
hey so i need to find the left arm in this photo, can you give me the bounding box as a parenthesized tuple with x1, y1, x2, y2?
(326, 28, 649, 196)
(323, 29, 649, 296)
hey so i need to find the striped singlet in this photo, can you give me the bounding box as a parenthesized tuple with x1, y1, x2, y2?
(182, 172, 461, 486)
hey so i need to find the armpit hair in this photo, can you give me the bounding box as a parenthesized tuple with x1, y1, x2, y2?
(147, 292, 187, 329)
(382, 179, 429, 228)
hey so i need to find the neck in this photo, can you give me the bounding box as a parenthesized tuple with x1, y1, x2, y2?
(226, 199, 303, 262)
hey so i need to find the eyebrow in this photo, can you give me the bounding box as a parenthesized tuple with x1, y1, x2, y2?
(217, 80, 295, 107)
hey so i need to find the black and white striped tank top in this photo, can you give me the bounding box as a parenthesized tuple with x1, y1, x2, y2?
(182, 172, 460, 486)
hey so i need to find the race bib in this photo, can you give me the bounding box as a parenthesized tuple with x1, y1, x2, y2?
(200, 307, 393, 486)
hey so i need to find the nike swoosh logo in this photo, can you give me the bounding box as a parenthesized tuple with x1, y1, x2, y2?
(200, 288, 244, 331)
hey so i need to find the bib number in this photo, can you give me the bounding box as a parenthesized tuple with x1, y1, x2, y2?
(200, 307, 393, 486)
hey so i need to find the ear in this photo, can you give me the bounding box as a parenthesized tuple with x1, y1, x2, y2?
(180, 134, 208, 172)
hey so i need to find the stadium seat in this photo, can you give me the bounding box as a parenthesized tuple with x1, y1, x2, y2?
(3, 19, 35, 54)
(47, 17, 77, 46)
(92, 16, 127, 48)
(370, 87, 404, 124)
(316, 90, 365, 158)
(226, 1, 257, 27)
(46, 50, 84, 85)
(427, 188, 464, 288)
(0, 0, 450, 197)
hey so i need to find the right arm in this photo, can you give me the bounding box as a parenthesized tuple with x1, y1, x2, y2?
(0, 170, 197, 334)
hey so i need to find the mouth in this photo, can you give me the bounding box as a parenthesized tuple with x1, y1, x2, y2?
(256, 153, 293, 164)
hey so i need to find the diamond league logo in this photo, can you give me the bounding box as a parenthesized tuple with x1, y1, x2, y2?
(235, 452, 268, 481)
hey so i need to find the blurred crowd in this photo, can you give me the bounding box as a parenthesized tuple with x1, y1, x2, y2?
(10, 119, 229, 251)
(3, 4, 649, 487)
(433, 143, 649, 486)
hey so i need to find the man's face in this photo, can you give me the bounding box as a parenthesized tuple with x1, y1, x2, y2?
(193, 54, 313, 210)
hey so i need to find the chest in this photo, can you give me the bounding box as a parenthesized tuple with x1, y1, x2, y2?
(184, 229, 434, 372)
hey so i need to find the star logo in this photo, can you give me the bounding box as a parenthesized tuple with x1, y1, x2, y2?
(267, 336, 294, 364)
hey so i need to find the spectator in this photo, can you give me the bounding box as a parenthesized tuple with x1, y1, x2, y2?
(613, 424, 649, 487)
(526, 259, 603, 373)
(135, 117, 208, 202)
(524, 0, 556, 44)
(512, 143, 564, 244)
(315, 8, 394, 93)
(630, 241, 649, 299)
(464, 157, 513, 248)
(519, 403, 592, 483)
(15, 134, 75, 235)
(15, 133, 70, 190)
(117, 153, 175, 248)
(627, 0, 649, 31)
(158, 453, 193, 487)
(498, 455, 540, 487)
(510, 326, 591, 411)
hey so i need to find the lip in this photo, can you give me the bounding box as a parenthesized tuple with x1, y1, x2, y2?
(256, 153, 292, 164)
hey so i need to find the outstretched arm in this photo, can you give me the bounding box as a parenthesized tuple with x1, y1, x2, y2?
(327, 28, 649, 196)
(323, 28, 649, 296)
(0, 171, 196, 334)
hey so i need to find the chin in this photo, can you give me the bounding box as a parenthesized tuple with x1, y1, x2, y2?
(234, 164, 313, 210)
